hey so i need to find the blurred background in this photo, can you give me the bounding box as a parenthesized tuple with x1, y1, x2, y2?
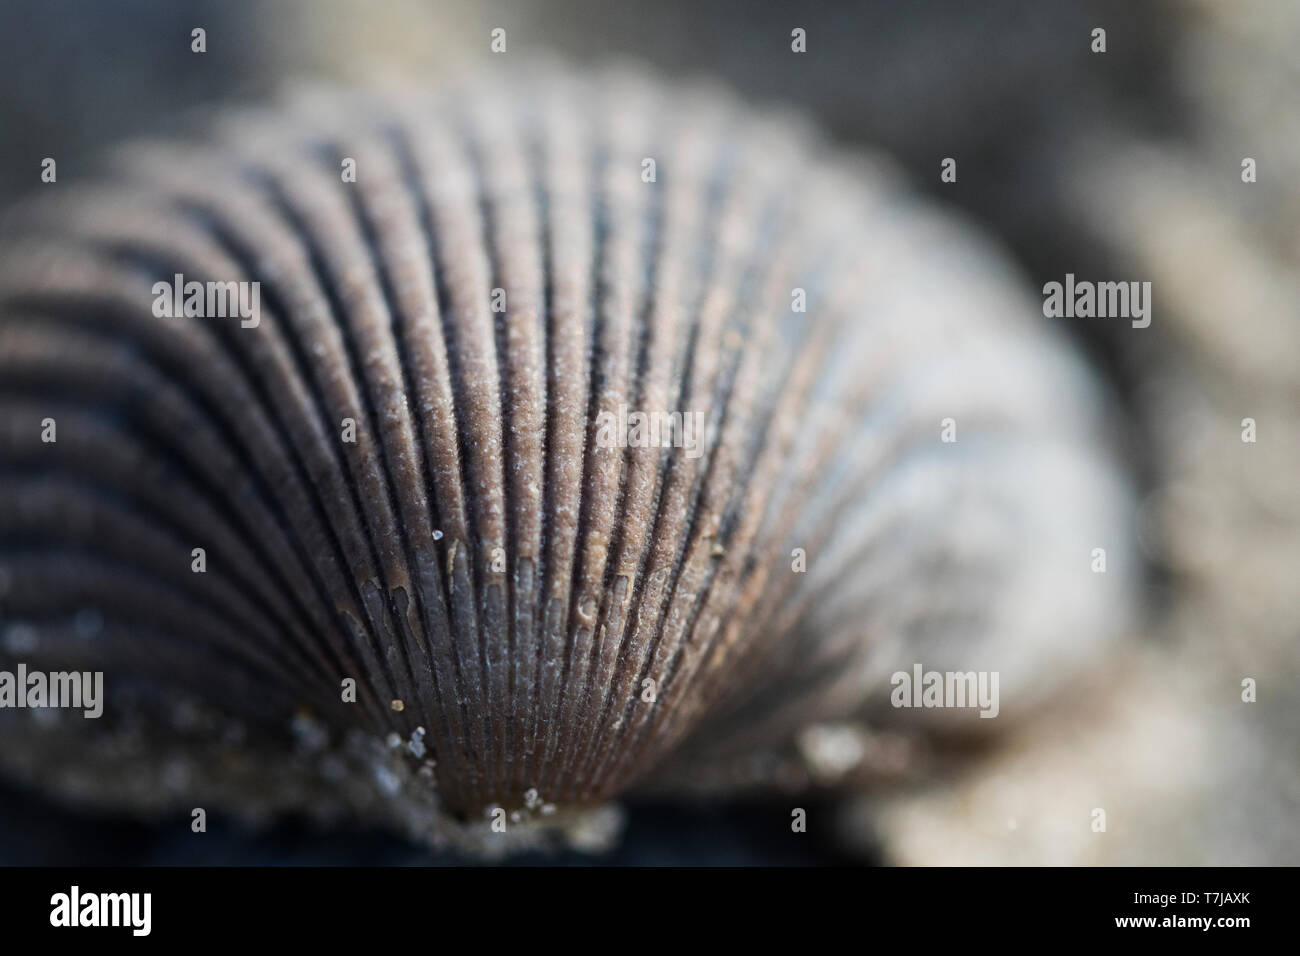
(0, 0, 1295, 864)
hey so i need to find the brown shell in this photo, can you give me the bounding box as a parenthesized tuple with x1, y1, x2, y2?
(0, 68, 1133, 843)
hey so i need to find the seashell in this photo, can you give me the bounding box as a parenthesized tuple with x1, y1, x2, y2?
(0, 67, 1133, 852)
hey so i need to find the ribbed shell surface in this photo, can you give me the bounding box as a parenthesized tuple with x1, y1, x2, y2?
(0, 69, 1132, 818)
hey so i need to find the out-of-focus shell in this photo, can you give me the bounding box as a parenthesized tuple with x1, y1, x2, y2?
(0, 67, 1134, 847)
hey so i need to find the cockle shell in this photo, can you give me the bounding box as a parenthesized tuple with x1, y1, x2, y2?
(0, 67, 1133, 851)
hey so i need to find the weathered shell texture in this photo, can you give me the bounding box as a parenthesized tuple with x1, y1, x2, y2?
(0, 68, 1133, 842)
